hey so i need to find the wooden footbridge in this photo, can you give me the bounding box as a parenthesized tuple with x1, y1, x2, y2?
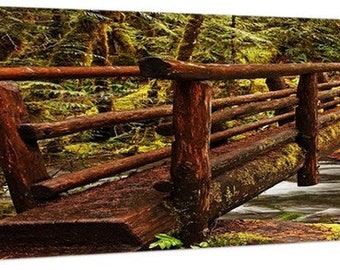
(1, 57, 340, 257)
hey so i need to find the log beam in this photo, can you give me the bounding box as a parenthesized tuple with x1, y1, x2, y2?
(19, 105, 172, 141)
(0, 66, 140, 81)
(31, 147, 171, 199)
(139, 57, 340, 80)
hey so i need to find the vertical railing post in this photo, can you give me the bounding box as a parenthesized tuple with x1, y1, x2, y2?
(295, 73, 319, 186)
(170, 80, 212, 245)
(0, 81, 50, 212)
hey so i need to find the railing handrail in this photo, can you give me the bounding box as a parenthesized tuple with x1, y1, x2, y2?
(139, 57, 340, 80)
(1, 57, 340, 82)
(0, 65, 140, 81)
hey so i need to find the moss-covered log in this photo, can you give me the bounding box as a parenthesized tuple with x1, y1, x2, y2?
(208, 143, 305, 222)
(319, 116, 340, 156)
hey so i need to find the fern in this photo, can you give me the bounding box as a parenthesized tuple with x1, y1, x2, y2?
(149, 234, 183, 250)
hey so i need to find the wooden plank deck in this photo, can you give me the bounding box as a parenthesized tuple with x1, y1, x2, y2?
(1, 119, 340, 259)
(0, 162, 177, 258)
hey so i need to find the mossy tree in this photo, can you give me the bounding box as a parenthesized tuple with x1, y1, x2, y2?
(49, 11, 100, 67)
(165, 14, 204, 101)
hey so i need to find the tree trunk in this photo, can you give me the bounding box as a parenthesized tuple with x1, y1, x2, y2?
(49, 11, 98, 67)
(165, 14, 204, 101)
(91, 16, 114, 141)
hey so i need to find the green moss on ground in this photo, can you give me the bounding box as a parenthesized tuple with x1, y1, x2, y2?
(196, 232, 273, 248)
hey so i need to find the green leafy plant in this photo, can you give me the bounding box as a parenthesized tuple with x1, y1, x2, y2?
(149, 233, 183, 250)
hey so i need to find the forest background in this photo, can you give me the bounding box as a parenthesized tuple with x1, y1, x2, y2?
(1, 7, 340, 212)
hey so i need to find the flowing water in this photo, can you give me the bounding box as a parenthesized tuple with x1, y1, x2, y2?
(219, 160, 340, 223)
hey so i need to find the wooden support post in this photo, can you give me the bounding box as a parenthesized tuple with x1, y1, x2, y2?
(0, 81, 49, 212)
(170, 81, 212, 246)
(295, 73, 319, 186)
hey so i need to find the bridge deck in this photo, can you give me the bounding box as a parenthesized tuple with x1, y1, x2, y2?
(0, 162, 176, 258)
(0, 120, 339, 258)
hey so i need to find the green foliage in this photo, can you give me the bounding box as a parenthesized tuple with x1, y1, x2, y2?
(149, 233, 183, 250)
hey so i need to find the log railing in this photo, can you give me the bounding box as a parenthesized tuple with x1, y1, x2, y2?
(1, 57, 340, 244)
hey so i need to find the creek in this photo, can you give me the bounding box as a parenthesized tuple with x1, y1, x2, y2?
(219, 160, 340, 223)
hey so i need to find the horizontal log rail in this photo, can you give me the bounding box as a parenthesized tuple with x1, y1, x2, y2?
(31, 147, 172, 199)
(211, 88, 296, 110)
(0, 66, 140, 81)
(320, 99, 340, 110)
(139, 57, 340, 80)
(211, 125, 298, 176)
(318, 81, 340, 90)
(19, 105, 173, 141)
(18, 85, 340, 142)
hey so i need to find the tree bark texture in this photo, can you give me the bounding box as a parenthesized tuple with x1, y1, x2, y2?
(0, 82, 50, 212)
(295, 73, 319, 186)
(170, 81, 212, 246)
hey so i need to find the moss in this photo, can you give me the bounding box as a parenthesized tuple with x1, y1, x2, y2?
(319, 119, 340, 151)
(209, 143, 304, 217)
(274, 143, 301, 168)
(249, 79, 269, 94)
(316, 224, 340, 241)
(114, 85, 152, 110)
(64, 143, 98, 156)
(210, 182, 223, 203)
(277, 211, 305, 221)
(201, 232, 273, 247)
